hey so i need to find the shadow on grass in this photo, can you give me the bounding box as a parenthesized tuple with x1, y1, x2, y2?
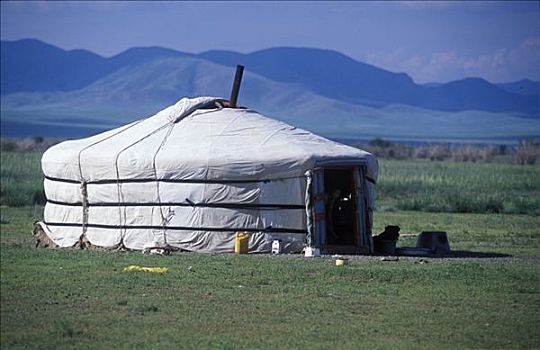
(393, 250, 512, 259)
(442, 250, 512, 258)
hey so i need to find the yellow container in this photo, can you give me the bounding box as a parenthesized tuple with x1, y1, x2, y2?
(335, 258, 349, 266)
(234, 232, 249, 254)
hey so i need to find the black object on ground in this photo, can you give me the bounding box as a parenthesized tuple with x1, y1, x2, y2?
(373, 225, 400, 255)
(416, 231, 451, 255)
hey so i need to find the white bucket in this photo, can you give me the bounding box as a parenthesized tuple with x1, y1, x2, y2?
(304, 247, 321, 257)
(271, 240, 282, 255)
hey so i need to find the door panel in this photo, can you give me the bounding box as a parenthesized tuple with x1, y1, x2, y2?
(311, 168, 326, 248)
(354, 167, 366, 248)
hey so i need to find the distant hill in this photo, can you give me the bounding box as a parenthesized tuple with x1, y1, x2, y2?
(496, 79, 540, 96)
(0, 39, 190, 94)
(1, 39, 109, 93)
(422, 77, 538, 114)
(200, 48, 538, 114)
(2, 39, 538, 115)
(200, 47, 419, 107)
(1, 39, 539, 142)
(2, 56, 539, 143)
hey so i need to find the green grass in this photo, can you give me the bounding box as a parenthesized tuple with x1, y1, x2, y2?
(0, 151, 44, 206)
(1, 207, 539, 349)
(1, 149, 539, 348)
(377, 159, 540, 215)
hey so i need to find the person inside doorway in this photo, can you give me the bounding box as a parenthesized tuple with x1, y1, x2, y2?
(326, 189, 341, 244)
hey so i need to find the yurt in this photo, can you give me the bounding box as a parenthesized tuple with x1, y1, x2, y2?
(37, 96, 378, 254)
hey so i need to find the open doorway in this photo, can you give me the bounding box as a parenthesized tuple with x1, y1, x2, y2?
(323, 168, 358, 248)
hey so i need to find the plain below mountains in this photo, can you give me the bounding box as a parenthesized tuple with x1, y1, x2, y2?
(1, 39, 539, 142)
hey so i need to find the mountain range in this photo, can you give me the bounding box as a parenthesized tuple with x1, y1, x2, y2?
(1, 39, 539, 142)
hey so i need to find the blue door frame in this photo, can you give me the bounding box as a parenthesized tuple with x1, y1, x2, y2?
(309, 165, 369, 253)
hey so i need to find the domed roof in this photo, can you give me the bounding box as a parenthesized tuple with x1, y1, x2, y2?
(43, 97, 378, 183)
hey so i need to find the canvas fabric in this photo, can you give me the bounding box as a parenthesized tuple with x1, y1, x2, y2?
(40, 97, 378, 253)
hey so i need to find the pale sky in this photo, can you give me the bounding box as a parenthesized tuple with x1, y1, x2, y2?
(1, 1, 538, 83)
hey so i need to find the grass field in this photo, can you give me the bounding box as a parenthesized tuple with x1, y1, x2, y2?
(1, 150, 539, 348)
(0, 151, 43, 206)
(377, 159, 540, 215)
(1, 207, 539, 349)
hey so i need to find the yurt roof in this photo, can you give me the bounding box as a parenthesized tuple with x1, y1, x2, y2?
(42, 97, 378, 183)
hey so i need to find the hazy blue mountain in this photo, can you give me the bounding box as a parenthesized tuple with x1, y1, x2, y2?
(200, 48, 538, 115)
(1, 39, 110, 94)
(1, 56, 346, 123)
(107, 46, 190, 69)
(200, 47, 419, 107)
(2, 39, 538, 115)
(0, 39, 191, 94)
(421, 82, 443, 88)
(1, 39, 539, 142)
(422, 78, 538, 115)
(2, 56, 539, 143)
(496, 79, 540, 96)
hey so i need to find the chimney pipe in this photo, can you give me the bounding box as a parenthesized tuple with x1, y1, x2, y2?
(229, 65, 244, 108)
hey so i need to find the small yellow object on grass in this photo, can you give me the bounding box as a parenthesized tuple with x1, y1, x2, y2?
(123, 265, 169, 273)
(335, 258, 349, 266)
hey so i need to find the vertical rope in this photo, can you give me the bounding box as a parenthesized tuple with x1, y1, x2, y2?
(114, 164, 125, 247)
(69, 101, 218, 249)
(304, 170, 313, 247)
(76, 119, 144, 247)
(113, 123, 173, 247)
(81, 181, 89, 237)
(152, 123, 175, 246)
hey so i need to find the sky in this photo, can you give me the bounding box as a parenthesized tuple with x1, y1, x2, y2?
(1, 1, 539, 83)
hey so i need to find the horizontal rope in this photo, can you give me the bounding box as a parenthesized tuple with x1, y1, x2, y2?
(44, 222, 307, 234)
(47, 199, 305, 210)
(44, 175, 299, 185)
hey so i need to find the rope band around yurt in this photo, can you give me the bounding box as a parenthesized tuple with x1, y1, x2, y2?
(46, 199, 305, 210)
(43, 221, 308, 234)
